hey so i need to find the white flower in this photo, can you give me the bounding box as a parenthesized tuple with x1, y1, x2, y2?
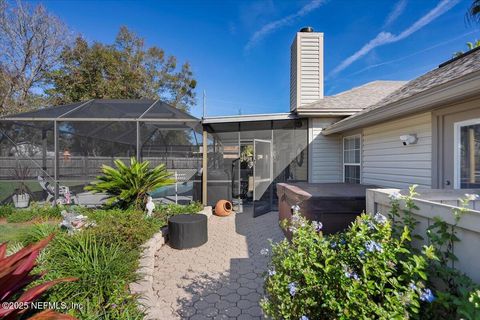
(374, 213, 388, 224)
(465, 193, 479, 201)
(389, 191, 402, 200)
(291, 204, 301, 213)
(260, 248, 269, 256)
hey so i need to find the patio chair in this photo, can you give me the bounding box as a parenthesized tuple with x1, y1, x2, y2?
(37, 176, 76, 205)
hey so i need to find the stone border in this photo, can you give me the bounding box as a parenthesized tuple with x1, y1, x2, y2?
(130, 206, 212, 319)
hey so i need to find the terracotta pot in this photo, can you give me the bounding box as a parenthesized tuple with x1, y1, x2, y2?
(215, 200, 233, 216)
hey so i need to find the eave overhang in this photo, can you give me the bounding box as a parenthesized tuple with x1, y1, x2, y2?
(322, 70, 480, 135)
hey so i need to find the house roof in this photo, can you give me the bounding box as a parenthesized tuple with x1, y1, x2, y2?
(296, 80, 406, 116)
(1, 99, 199, 122)
(323, 47, 480, 135)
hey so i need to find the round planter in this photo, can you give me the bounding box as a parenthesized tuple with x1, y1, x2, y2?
(215, 200, 233, 216)
(13, 193, 30, 208)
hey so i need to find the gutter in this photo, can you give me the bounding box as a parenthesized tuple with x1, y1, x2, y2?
(322, 70, 480, 135)
(296, 108, 361, 117)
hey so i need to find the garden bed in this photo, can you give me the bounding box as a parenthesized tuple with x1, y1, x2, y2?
(0, 201, 204, 319)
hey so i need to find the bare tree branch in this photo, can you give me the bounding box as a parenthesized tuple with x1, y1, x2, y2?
(0, 0, 71, 115)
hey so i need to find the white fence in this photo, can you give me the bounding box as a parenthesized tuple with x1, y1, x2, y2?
(366, 188, 480, 283)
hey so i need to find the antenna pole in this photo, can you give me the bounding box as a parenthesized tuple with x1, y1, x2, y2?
(202, 90, 206, 119)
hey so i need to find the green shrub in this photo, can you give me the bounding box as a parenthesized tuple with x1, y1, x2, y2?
(90, 209, 163, 251)
(154, 201, 203, 221)
(85, 157, 174, 209)
(20, 223, 61, 246)
(6, 209, 37, 223)
(0, 204, 14, 218)
(43, 231, 142, 318)
(262, 212, 434, 319)
(6, 203, 62, 223)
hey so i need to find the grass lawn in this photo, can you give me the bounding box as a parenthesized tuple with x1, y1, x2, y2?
(0, 222, 36, 243)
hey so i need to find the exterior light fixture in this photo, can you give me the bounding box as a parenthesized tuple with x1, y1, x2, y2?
(399, 134, 418, 146)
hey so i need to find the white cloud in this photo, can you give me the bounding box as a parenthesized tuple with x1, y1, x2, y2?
(330, 0, 459, 77)
(245, 0, 327, 51)
(383, 0, 407, 28)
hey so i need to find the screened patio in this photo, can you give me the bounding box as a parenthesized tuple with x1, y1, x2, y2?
(0, 99, 203, 206)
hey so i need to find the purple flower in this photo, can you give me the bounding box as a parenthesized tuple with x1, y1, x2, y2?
(268, 268, 276, 276)
(409, 283, 417, 291)
(288, 282, 297, 296)
(330, 241, 337, 248)
(374, 213, 388, 224)
(365, 240, 383, 253)
(420, 288, 435, 303)
(340, 238, 346, 245)
(300, 316, 309, 320)
(367, 221, 375, 230)
(344, 271, 360, 280)
(359, 250, 365, 258)
(312, 221, 323, 232)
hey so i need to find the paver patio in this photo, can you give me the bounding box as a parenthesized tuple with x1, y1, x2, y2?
(150, 209, 284, 319)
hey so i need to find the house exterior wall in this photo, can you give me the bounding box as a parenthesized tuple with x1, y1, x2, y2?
(308, 117, 342, 183)
(308, 113, 433, 187)
(361, 112, 433, 188)
(432, 96, 480, 189)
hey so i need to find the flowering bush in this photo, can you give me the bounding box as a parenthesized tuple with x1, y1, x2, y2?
(261, 210, 435, 319)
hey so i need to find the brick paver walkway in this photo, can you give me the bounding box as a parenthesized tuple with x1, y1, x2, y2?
(150, 209, 284, 319)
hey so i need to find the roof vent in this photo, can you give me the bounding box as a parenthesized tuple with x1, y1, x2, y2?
(300, 26, 314, 32)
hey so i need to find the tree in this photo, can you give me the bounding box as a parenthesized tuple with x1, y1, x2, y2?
(0, 0, 71, 116)
(467, 0, 480, 24)
(47, 27, 197, 111)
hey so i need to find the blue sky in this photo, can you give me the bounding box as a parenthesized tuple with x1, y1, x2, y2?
(35, 0, 477, 117)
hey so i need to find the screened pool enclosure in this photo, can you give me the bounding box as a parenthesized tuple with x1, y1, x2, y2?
(0, 100, 203, 206)
(0, 100, 309, 215)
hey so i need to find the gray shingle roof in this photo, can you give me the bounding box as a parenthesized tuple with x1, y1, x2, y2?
(337, 47, 480, 122)
(298, 80, 406, 112)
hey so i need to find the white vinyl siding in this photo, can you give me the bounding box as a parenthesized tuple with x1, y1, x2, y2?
(299, 34, 323, 107)
(309, 118, 342, 183)
(290, 32, 324, 111)
(362, 112, 432, 188)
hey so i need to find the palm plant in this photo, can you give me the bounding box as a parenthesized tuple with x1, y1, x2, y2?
(467, 0, 480, 24)
(453, 40, 480, 57)
(85, 157, 174, 209)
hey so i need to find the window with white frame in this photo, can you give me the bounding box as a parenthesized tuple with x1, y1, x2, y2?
(343, 135, 361, 184)
(455, 118, 480, 188)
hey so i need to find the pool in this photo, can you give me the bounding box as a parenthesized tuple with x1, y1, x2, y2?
(150, 181, 194, 198)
